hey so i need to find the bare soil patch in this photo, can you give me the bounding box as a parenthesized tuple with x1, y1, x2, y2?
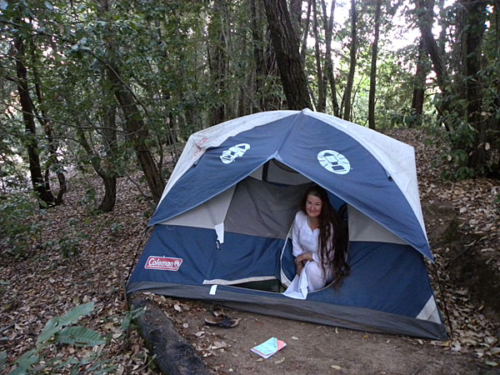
(141, 296, 490, 375)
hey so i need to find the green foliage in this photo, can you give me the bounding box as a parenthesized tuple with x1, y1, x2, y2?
(2, 303, 146, 374)
(0, 189, 87, 258)
(37, 302, 99, 345)
(110, 222, 123, 237)
(120, 306, 146, 332)
(41, 218, 89, 257)
(78, 188, 98, 209)
(0, 192, 43, 256)
(55, 326, 107, 347)
(0, 350, 6, 372)
(436, 95, 499, 180)
(4, 302, 106, 374)
(1, 0, 498, 205)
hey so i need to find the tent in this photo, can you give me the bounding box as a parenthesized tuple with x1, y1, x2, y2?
(126, 109, 448, 340)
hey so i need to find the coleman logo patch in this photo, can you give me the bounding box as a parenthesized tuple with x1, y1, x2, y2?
(220, 143, 250, 164)
(145, 256, 183, 271)
(317, 150, 351, 175)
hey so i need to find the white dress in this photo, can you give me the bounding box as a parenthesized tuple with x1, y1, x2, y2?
(283, 211, 333, 299)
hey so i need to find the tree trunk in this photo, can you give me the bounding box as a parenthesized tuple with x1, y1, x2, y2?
(300, 0, 312, 63)
(411, 39, 428, 124)
(95, 0, 163, 203)
(463, 0, 488, 168)
(107, 64, 164, 203)
(14, 33, 55, 206)
(343, 0, 357, 121)
(493, 0, 500, 174)
(263, 30, 283, 110)
(312, 0, 326, 112)
(416, 0, 447, 92)
(208, 0, 228, 124)
(368, 0, 382, 130)
(99, 176, 117, 213)
(321, 0, 339, 116)
(30, 42, 66, 205)
(98, 72, 119, 212)
(250, 0, 266, 112)
(289, 0, 303, 44)
(238, 13, 249, 117)
(75, 117, 117, 213)
(130, 296, 209, 375)
(415, 0, 452, 131)
(263, 0, 312, 110)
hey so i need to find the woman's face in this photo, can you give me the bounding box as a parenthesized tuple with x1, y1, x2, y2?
(305, 194, 322, 219)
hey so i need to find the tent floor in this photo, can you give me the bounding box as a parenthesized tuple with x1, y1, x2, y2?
(232, 279, 284, 293)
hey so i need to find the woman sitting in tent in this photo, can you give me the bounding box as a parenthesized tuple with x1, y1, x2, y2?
(284, 185, 349, 299)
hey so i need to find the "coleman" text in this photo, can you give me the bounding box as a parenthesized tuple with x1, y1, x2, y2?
(145, 256, 183, 271)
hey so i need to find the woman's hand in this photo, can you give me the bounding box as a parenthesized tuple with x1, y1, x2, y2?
(295, 252, 314, 264)
(295, 252, 314, 275)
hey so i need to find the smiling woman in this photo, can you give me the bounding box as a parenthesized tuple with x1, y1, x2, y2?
(285, 184, 349, 298)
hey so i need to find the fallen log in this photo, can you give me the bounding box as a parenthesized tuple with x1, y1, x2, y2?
(130, 295, 209, 375)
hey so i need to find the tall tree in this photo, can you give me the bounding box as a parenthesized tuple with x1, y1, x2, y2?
(106, 63, 164, 203)
(410, 39, 428, 124)
(289, 0, 304, 43)
(462, 0, 488, 167)
(98, 0, 165, 203)
(415, 0, 498, 176)
(263, 0, 312, 110)
(13, 22, 55, 206)
(29, 41, 67, 205)
(368, 0, 382, 129)
(300, 0, 312, 63)
(74, 67, 119, 213)
(321, 0, 339, 116)
(250, 0, 266, 111)
(207, 0, 229, 124)
(416, 0, 448, 92)
(342, 0, 358, 121)
(312, 0, 326, 112)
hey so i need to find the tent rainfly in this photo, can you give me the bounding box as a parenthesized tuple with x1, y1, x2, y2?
(127, 109, 448, 340)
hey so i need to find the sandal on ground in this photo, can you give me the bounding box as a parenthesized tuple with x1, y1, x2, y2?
(204, 315, 240, 328)
(210, 303, 225, 317)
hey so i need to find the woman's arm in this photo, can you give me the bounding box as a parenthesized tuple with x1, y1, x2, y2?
(295, 252, 314, 276)
(292, 212, 305, 257)
(295, 252, 314, 264)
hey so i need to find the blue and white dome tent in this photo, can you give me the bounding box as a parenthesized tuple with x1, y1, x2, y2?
(127, 109, 448, 340)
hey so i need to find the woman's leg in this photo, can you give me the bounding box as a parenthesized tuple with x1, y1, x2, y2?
(303, 261, 329, 292)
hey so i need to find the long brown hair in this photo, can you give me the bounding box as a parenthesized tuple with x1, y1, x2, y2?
(300, 185, 350, 289)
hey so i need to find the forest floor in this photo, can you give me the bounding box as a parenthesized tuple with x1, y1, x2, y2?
(1, 128, 500, 374)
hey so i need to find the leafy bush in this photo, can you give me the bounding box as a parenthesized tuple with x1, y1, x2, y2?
(0, 192, 43, 257)
(41, 218, 89, 257)
(0, 192, 90, 258)
(1, 302, 145, 374)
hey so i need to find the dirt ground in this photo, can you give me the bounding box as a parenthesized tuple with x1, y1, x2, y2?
(164, 301, 493, 375)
